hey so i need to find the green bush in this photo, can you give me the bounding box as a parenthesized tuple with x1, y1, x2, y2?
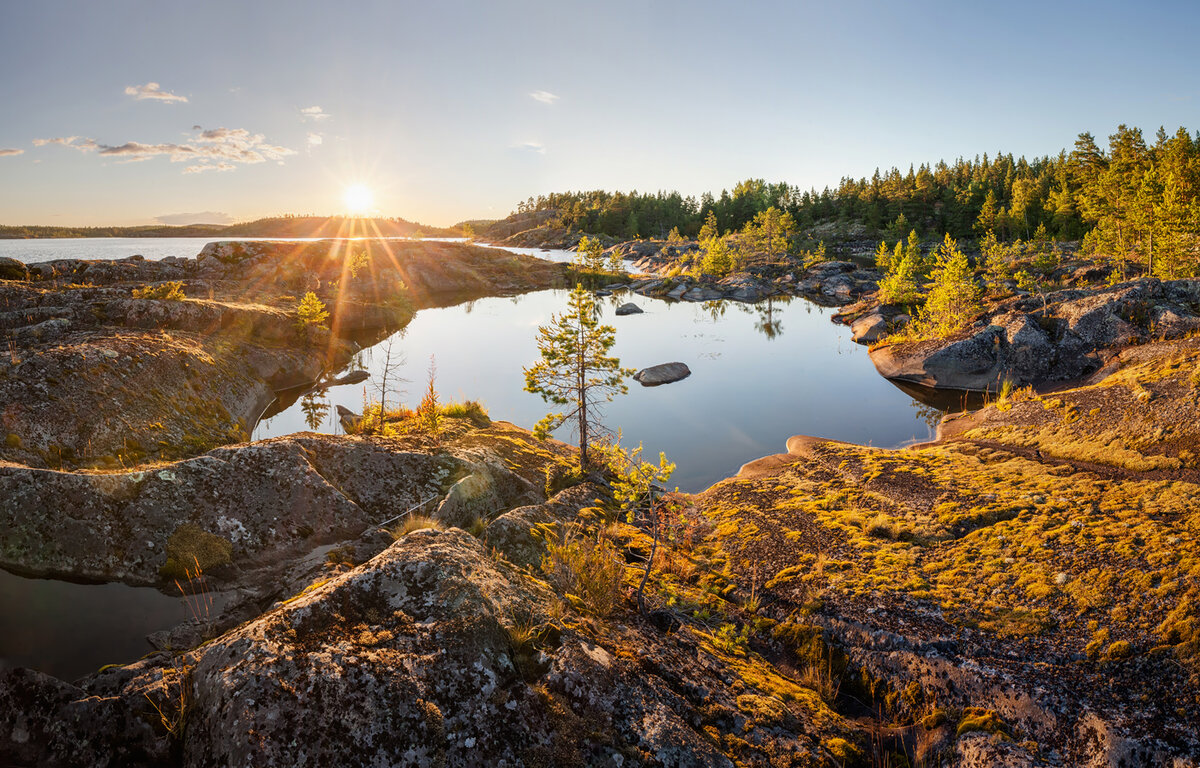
(132, 281, 186, 300)
(296, 291, 329, 329)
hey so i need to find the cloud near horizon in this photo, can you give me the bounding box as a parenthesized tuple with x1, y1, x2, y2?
(0, 148, 23, 157)
(33, 128, 295, 173)
(124, 82, 188, 103)
(529, 90, 558, 104)
(300, 106, 330, 121)
(515, 141, 545, 154)
(155, 211, 234, 225)
(32, 136, 98, 152)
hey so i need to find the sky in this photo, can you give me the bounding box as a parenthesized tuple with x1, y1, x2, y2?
(2, 0, 1199, 228)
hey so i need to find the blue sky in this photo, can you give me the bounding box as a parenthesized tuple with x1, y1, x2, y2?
(1, 0, 1198, 227)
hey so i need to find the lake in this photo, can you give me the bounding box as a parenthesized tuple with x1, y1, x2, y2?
(256, 288, 949, 492)
(0, 235, 581, 265)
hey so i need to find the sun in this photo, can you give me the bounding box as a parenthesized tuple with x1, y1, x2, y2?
(343, 184, 374, 216)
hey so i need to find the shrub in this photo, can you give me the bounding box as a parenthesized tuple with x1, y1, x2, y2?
(391, 514, 441, 539)
(541, 526, 625, 617)
(132, 281, 186, 300)
(296, 291, 329, 329)
(955, 707, 1010, 738)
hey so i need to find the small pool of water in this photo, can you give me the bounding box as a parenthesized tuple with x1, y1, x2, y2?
(256, 289, 957, 491)
(0, 568, 197, 681)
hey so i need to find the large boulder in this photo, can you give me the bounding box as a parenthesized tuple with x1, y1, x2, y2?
(615, 301, 643, 315)
(184, 529, 559, 768)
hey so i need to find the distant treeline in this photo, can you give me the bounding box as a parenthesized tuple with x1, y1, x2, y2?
(513, 124, 1200, 277)
(0, 215, 457, 240)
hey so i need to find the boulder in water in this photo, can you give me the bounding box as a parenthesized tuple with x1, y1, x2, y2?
(633, 362, 691, 386)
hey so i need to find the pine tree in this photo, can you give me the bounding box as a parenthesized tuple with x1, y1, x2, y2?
(296, 292, 329, 329)
(917, 234, 981, 338)
(524, 285, 634, 470)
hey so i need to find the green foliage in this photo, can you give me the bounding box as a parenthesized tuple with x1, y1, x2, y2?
(523, 284, 633, 470)
(296, 291, 329, 329)
(132, 281, 186, 301)
(877, 240, 922, 305)
(915, 234, 981, 338)
(743, 206, 796, 260)
(711, 623, 751, 656)
(593, 438, 675, 522)
(574, 235, 606, 273)
(348, 249, 369, 279)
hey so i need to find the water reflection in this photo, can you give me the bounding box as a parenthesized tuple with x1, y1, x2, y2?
(300, 393, 331, 431)
(255, 289, 979, 491)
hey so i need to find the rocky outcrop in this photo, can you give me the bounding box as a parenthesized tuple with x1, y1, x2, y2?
(867, 278, 1200, 391)
(627, 261, 879, 306)
(615, 301, 643, 315)
(0, 423, 560, 587)
(633, 362, 691, 386)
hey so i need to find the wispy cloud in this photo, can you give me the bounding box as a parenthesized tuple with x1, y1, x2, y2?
(155, 211, 234, 225)
(32, 136, 98, 152)
(183, 163, 236, 174)
(307, 132, 323, 148)
(0, 148, 23, 157)
(34, 127, 295, 174)
(125, 82, 188, 103)
(530, 90, 559, 105)
(515, 141, 545, 154)
(300, 106, 330, 121)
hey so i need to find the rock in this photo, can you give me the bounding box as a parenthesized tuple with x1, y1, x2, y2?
(864, 279, 1200, 392)
(633, 362, 691, 386)
(682, 286, 723, 302)
(0, 665, 170, 766)
(0, 256, 29, 281)
(850, 312, 888, 344)
(614, 302, 643, 315)
(434, 472, 500, 529)
(871, 326, 1005, 390)
(666, 283, 688, 300)
(335, 404, 360, 432)
(184, 529, 558, 767)
(717, 274, 771, 302)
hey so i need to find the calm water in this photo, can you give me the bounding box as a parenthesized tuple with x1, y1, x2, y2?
(256, 289, 944, 491)
(0, 236, 429, 264)
(0, 568, 191, 681)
